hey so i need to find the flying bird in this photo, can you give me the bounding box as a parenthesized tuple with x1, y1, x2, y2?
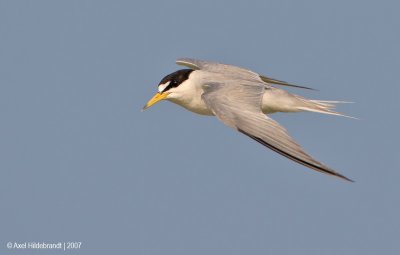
(143, 58, 353, 182)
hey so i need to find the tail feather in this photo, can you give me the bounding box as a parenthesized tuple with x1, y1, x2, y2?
(296, 98, 357, 119)
(261, 88, 356, 118)
(309, 100, 354, 104)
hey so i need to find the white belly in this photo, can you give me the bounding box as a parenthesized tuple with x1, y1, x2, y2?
(261, 87, 303, 114)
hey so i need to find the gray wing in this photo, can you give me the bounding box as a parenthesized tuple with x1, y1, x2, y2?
(201, 80, 353, 182)
(177, 58, 314, 90)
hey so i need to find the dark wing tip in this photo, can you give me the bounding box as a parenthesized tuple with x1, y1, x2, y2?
(334, 173, 355, 183)
(260, 75, 317, 91)
(238, 129, 354, 182)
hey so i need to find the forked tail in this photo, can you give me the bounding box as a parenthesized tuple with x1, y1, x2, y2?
(295, 97, 356, 119)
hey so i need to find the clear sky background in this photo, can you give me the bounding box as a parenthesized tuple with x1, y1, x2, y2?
(1, 1, 399, 254)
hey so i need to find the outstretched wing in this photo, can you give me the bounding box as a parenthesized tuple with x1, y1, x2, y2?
(177, 58, 314, 90)
(201, 79, 353, 182)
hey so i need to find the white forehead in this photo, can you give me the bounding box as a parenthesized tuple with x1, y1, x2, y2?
(158, 81, 170, 93)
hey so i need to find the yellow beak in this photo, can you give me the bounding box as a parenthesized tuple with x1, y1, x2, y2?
(142, 92, 169, 111)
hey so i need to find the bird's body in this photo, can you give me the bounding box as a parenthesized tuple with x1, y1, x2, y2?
(143, 58, 353, 182)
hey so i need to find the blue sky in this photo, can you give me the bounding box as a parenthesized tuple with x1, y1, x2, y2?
(1, 1, 399, 254)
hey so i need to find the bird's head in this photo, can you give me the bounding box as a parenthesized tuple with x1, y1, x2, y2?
(142, 69, 193, 111)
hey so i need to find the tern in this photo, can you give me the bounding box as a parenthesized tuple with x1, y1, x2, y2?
(143, 58, 353, 182)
